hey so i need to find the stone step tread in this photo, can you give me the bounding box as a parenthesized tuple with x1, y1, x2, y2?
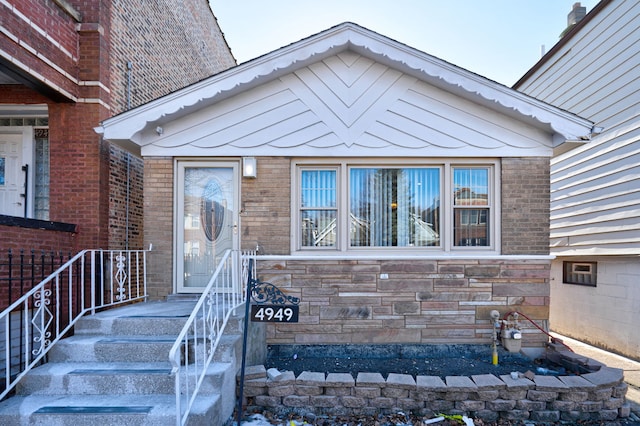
(56, 335, 179, 344)
(85, 301, 198, 319)
(74, 316, 192, 336)
(73, 301, 191, 336)
(56, 333, 241, 344)
(17, 361, 235, 396)
(23, 361, 232, 376)
(50, 334, 239, 352)
(48, 333, 242, 364)
(0, 393, 219, 423)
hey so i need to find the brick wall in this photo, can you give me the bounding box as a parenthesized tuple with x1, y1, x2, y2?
(0, 0, 81, 98)
(0, 243, 75, 310)
(141, 155, 294, 296)
(47, 102, 111, 249)
(141, 155, 553, 332)
(501, 157, 550, 255)
(240, 157, 552, 256)
(109, 146, 144, 249)
(0, 224, 76, 253)
(241, 157, 291, 255)
(109, 0, 236, 114)
(0, 86, 111, 250)
(143, 157, 174, 299)
(1, 0, 235, 258)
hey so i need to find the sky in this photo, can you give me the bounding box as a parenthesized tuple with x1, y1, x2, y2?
(210, 1, 600, 87)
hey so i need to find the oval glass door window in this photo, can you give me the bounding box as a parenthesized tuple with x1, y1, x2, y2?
(200, 178, 226, 242)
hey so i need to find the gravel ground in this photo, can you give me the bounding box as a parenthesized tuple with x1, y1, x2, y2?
(266, 354, 539, 379)
(265, 345, 548, 379)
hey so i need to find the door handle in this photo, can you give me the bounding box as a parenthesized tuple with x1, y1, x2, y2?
(22, 164, 28, 218)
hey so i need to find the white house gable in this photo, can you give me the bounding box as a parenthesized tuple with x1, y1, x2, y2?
(135, 51, 559, 158)
(98, 23, 592, 158)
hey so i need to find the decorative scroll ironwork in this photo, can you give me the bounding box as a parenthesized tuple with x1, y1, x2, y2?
(205, 291, 218, 354)
(249, 278, 300, 305)
(115, 253, 128, 301)
(31, 288, 52, 356)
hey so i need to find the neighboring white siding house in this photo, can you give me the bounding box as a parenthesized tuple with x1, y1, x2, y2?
(515, 0, 640, 360)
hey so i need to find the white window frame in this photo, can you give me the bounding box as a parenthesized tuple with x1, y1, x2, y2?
(563, 261, 597, 286)
(451, 164, 494, 249)
(297, 165, 341, 250)
(291, 158, 500, 255)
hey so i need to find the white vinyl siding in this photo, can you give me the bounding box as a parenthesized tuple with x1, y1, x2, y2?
(516, 1, 640, 131)
(550, 124, 640, 254)
(518, 1, 640, 256)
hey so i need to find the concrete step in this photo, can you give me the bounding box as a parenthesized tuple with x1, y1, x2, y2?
(0, 300, 245, 426)
(74, 315, 190, 336)
(74, 303, 244, 337)
(48, 335, 179, 363)
(0, 394, 222, 426)
(15, 361, 235, 396)
(48, 333, 242, 364)
(73, 300, 196, 336)
(213, 334, 243, 363)
(224, 312, 246, 334)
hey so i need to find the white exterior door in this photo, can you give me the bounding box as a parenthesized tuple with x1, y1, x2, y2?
(176, 161, 239, 293)
(0, 128, 32, 217)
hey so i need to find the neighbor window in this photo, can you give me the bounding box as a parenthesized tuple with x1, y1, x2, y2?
(295, 160, 497, 252)
(563, 261, 597, 286)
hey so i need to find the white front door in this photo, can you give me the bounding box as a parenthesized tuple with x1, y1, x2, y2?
(0, 128, 32, 217)
(176, 161, 239, 293)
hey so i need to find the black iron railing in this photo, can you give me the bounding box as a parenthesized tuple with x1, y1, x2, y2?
(0, 249, 72, 311)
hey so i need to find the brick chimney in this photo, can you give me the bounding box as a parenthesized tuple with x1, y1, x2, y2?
(568, 2, 587, 26)
(560, 2, 587, 37)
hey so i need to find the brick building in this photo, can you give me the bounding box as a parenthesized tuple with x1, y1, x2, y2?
(99, 23, 595, 351)
(0, 0, 235, 256)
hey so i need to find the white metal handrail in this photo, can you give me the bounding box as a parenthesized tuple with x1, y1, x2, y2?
(0, 249, 149, 400)
(169, 249, 254, 426)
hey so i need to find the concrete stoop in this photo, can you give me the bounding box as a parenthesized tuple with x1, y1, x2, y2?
(0, 300, 244, 426)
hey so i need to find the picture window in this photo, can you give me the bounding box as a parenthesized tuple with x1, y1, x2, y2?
(294, 160, 498, 253)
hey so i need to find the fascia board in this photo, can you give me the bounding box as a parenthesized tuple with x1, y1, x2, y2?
(139, 143, 552, 158)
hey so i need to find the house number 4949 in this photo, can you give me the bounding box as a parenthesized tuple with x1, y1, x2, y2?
(250, 305, 299, 323)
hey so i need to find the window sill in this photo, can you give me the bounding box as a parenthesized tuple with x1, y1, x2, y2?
(269, 252, 553, 261)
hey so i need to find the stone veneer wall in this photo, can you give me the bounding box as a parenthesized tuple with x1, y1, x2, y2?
(257, 258, 550, 347)
(241, 364, 630, 423)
